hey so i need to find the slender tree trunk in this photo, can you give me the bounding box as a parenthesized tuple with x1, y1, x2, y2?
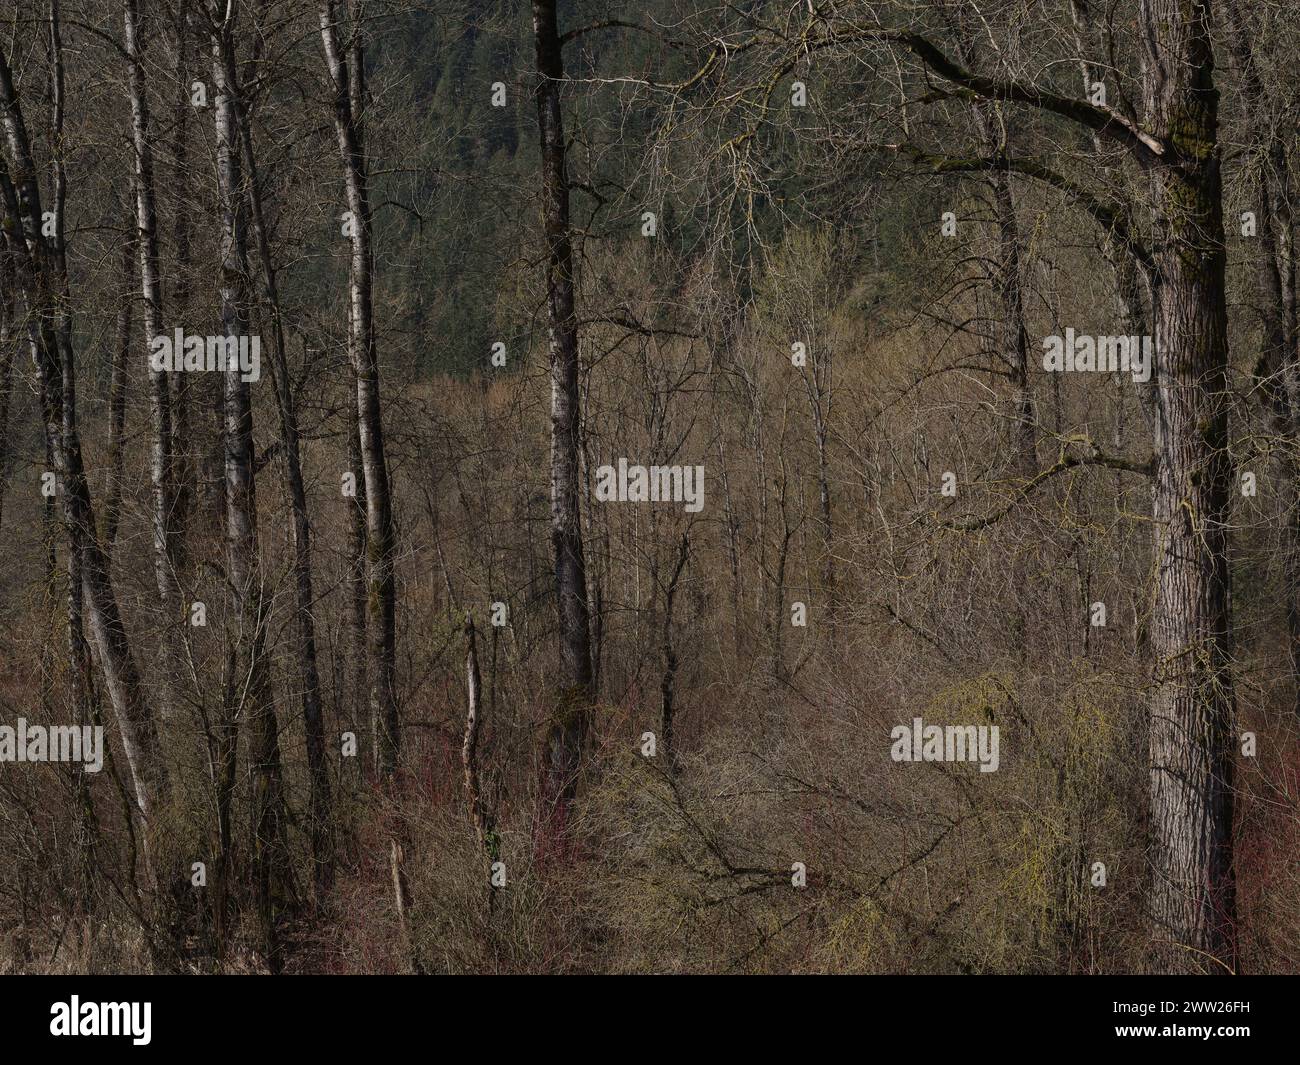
(346, 359, 369, 771)
(169, 0, 195, 553)
(463, 612, 489, 850)
(531, 0, 594, 844)
(233, 53, 334, 901)
(388, 838, 418, 972)
(212, 14, 289, 972)
(660, 534, 689, 769)
(0, 38, 167, 837)
(988, 167, 1035, 475)
(101, 218, 135, 560)
(319, 0, 399, 776)
(125, 0, 185, 726)
(343, 2, 369, 777)
(956, 24, 1035, 480)
(973, 115, 1036, 651)
(0, 245, 15, 534)
(125, 0, 176, 602)
(47, 4, 103, 929)
(65, 389, 101, 932)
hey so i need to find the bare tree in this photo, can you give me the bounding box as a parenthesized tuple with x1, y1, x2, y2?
(125, 0, 185, 725)
(210, 1, 290, 971)
(531, 0, 595, 844)
(232, 33, 335, 901)
(842, 3, 1237, 971)
(0, 35, 168, 837)
(319, 0, 400, 777)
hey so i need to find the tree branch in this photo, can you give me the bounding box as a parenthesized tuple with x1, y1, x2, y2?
(934, 442, 1155, 532)
(886, 143, 1154, 271)
(886, 29, 1167, 165)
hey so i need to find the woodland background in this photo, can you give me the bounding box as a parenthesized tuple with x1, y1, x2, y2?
(0, 0, 1297, 974)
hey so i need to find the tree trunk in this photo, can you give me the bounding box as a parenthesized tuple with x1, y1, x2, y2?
(956, 26, 1036, 479)
(660, 534, 689, 769)
(0, 39, 168, 836)
(101, 217, 135, 560)
(233, 50, 335, 902)
(125, 0, 185, 727)
(462, 612, 490, 851)
(892, 2, 1240, 973)
(532, 0, 594, 844)
(169, 0, 195, 554)
(319, 0, 399, 776)
(0, 244, 15, 535)
(346, 358, 369, 772)
(1141, 0, 1237, 974)
(212, 15, 290, 972)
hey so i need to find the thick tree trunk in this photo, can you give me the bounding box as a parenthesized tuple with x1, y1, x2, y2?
(532, 0, 594, 843)
(319, 1, 399, 776)
(894, 1, 1239, 973)
(1142, 0, 1237, 974)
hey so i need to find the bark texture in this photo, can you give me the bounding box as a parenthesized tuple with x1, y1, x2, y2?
(320, 0, 400, 776)
(1141, 0, 1237, 974)
(532, 0, 594, 842)
(212, 14, 290, 970)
